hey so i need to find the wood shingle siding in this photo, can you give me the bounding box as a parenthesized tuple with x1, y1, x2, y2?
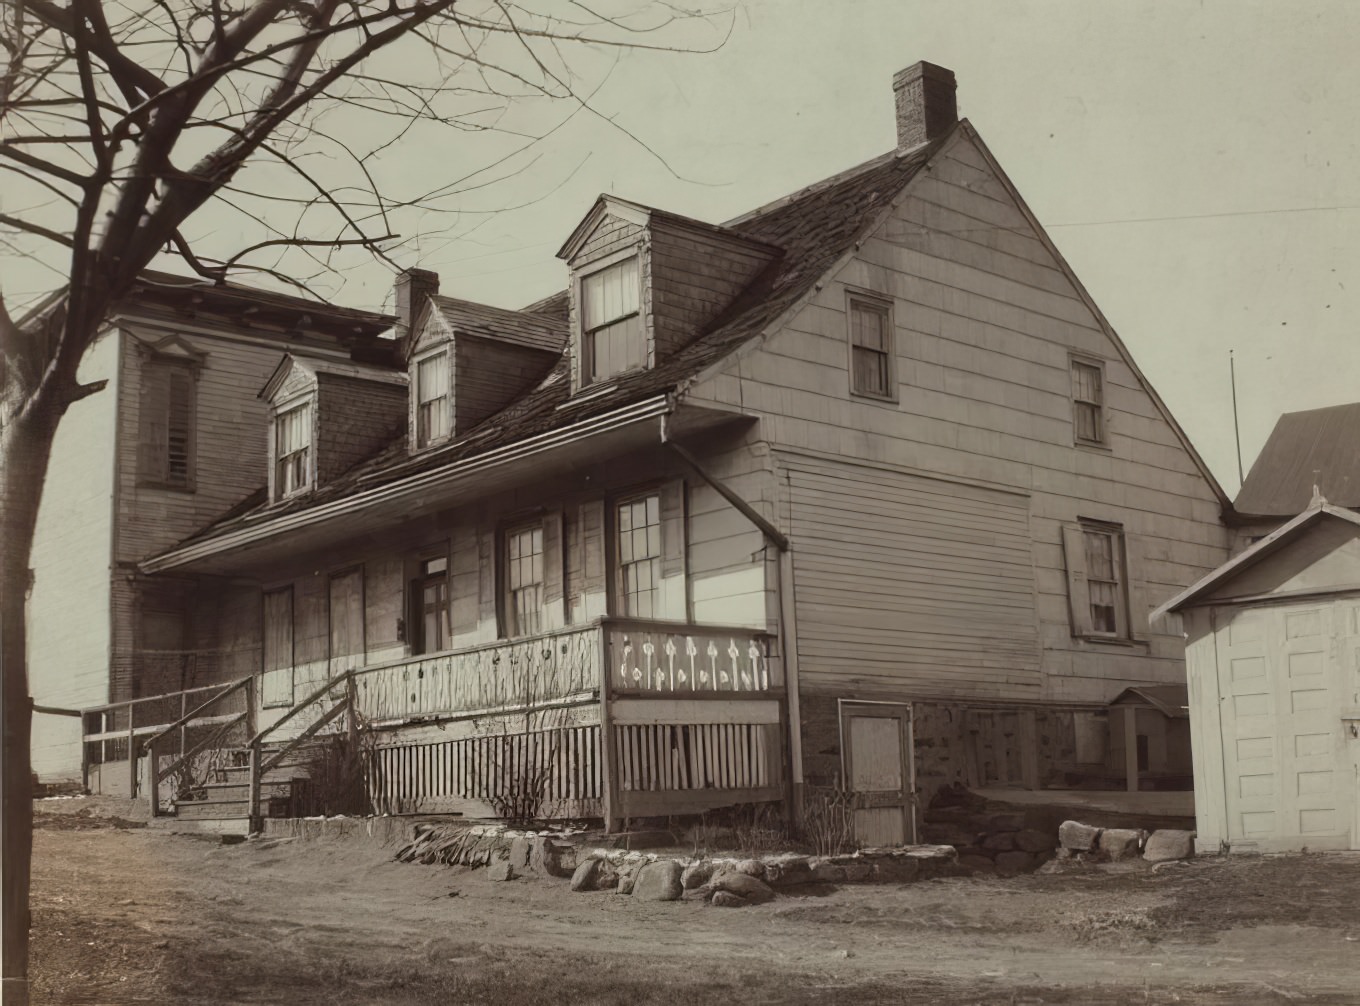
(316, 374, 406, 485)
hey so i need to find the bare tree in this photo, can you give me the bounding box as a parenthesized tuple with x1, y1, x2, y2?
(0, 1, 722, 997)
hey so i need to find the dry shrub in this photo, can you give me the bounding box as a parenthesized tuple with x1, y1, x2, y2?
(798, 786, 862, 858)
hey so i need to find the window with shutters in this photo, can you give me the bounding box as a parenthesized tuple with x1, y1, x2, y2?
(273, 401, 312, 500)
(1082, 523, 1127, 637)
(138, 359, 197, 489)
(1070, 356, 1107, 447)
(616, 493, 661, 618)
(413, 554, 450, 654)
(413, 347, 451, 448)
(847, 294, 895, 400)
(504, 523, 544, 637)
(580, 255, 644, 385)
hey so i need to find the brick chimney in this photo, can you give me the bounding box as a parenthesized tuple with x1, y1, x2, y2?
(893, 61, 957, 150)
(394, 267, 440, 346)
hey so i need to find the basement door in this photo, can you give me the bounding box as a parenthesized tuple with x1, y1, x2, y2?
(328, 568, 365, 678)
(840, 701, 916, 847)
(1214, 602, 1353, 851)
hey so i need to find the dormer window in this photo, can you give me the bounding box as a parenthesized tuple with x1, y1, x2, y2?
(274, 401, 312, 499)
(581, 254, 643, 384)
(414, 347, 451, 448)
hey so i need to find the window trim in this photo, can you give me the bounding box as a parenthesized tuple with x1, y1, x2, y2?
(576, 246, 646, 388)
(501, 519, 547, 639)
(411, 343, 453, 451)
(1069, 353, 1110, 450)
(612, 488, 664, 620)
(845, 290, 898, 403)
(270, 394, 315, 502)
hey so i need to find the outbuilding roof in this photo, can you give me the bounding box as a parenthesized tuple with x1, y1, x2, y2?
(1234, 402, 1360, 517)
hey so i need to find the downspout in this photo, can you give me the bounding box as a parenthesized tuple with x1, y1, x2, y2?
(659, 412, 804, 821)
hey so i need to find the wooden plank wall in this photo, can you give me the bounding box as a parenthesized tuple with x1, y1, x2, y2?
(686, 129, 1230, 705)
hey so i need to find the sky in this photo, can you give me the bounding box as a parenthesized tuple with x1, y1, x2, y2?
(12, 0, 1360, 495)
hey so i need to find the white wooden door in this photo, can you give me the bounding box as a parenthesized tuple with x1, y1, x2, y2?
(841, 702, 916, 847)
(1216, 603, 1353, 851)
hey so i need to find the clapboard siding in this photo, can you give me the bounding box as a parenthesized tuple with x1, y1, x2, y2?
(28, 330, 120, 781)
(782, 454, 1040, 700)
(688, 128, 1228, 704)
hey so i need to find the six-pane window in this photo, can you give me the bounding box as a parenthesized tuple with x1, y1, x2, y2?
(274, 402, 311, 498)
(1083, 526, 1125, 636)
(417, 555, 450, 654)
(850, 299, 893, 397)
(1071, 359, 1104, 445)
(505, 525, 545, 637)
(582, 257, 644, 384)
(415, 350, 451, 447)
(617, 494, 661, 617)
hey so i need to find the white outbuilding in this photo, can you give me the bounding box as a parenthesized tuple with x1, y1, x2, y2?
(1154, 496, 1360, 854)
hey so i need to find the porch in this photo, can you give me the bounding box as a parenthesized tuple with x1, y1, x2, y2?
(82, 618, 787, 831)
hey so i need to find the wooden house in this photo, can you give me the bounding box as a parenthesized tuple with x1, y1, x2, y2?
(84, 61, 1230, 840)
(1153, 496, 1360, 853)
(26, 274, 393, 790)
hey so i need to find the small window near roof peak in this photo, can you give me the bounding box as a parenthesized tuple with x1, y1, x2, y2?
(581, 255, 644, 384)
(414, 348, 451, 448)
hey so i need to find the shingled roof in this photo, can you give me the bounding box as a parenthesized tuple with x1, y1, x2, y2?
(1234, 402, 1360, 517)
(425, 294, 567, 354)
(154, 134, 947, 554)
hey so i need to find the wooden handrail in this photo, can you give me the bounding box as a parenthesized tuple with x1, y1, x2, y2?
(79, 680, 244, 715)
(249, 670, 354, 748)
(141, 677, 252, 750)
(259, 698, 348, 776)
(154, 712, 248, 785)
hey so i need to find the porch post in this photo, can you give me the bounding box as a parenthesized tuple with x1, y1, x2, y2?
(146, 738, 159, 819)
(126, 708, 137, 799)
(247, 742, 262, 830)
(598, 624, 621, 834)
(1124, 706, 1139, 793)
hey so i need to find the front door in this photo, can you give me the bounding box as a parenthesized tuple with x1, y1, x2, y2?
(328, 568, 365, 678)
(841, 701, 916, 847)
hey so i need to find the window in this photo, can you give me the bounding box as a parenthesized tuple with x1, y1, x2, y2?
(849, 297, 894, 398)
(1071, 358, 1105, 445)
(415, 349, 451, 448)
(274, 402, 312, 498)
(138, 360, 196, 489)
(616, 493, 661, 618)
(581, 256, 644, 384)
(261, 587, 294, 708)
(415, 556, 450, 654)
(504, 524, 545, 637)
(1083, 524, 1126, 637)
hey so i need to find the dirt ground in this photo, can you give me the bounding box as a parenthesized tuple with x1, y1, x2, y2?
(28, 798, 1360, 1005)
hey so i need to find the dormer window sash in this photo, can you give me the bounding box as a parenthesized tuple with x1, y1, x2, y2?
(581, 253, 644, 385)
(413, 345, 452, 449)
(274, 399, 313, 499)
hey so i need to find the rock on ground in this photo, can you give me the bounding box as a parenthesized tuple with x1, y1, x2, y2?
(981, 832, 1016, 852)
(486, 861, 514, 882)
(709, 871, 776, 905)
(1015, 829, 1055, 853)
(1144, 830, 1195, 862)
(711, 890, 747, 908)
(681, 860, 720, 890)
(1059, 820, 1101, 852)
(632, 860, 683, 901)
(1099, 829, 1143, 861)
(764, 857, 811, 888)
(957, 855, 996, 875)
(529, 838, 575, 878)
(734, 859, 766, 879)
(571, 858, 613, 892)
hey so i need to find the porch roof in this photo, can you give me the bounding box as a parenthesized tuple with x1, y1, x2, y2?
(139, 397, 744, 575)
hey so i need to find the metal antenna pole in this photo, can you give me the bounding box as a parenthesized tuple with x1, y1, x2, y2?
(1230, 349, 1245, 486)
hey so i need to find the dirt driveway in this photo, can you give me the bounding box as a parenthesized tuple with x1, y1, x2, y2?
(29, 799, 1360, 1004)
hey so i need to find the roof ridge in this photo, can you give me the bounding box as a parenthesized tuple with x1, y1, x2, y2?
(721, 147, 904, 228)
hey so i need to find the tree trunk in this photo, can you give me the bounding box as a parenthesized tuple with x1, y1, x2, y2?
(1, 394, 65, 1006)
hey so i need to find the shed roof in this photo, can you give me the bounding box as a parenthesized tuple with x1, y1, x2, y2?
(1109, 685, 1189, 718)
(1234, 402, 1360, 517)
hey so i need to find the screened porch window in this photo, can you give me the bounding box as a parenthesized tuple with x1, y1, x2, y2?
(617, 494, 661, 618)
(274, 402, 312, 499)
(505, 524, 544, 637)
(582, 256, 644, 384)
(415, 349, 451, 448)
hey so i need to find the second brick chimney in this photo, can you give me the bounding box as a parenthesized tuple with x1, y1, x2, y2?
(893, 61, 957, 150)
(394, 267, 440, 346)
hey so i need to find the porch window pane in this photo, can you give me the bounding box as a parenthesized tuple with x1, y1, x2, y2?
(419, 556, 450, 653)
(617, 494, 661, 618)
(506, 525, 544, 637)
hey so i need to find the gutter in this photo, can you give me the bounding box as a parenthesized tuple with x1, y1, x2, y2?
(142, 394, 674, 573)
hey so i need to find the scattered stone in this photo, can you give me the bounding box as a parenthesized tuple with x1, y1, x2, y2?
(486, 861, 514, 882)
(993, 850, 1035, 874)
(764, 856, 812, 888)
(1054, 847, 1073, 861)
(711, 890, 747, 908)
(710, 871, 776, 904)
(1058, 820, 1101, 852)
(507, 837, 532, 870)
(809, 861, 846, 884)
(1144, 830, 1195, 863)
(681, 860, 720, 890)
(985, 813, 1026, 832)
(570, 858, 602, 892)
(1099, 828, 1143, 861)
(591, 861, 620, 891)
(616, 868, 638, 896)
(1014, 829, 1056, 853)
(529, 837, 575, 877)
(981, 832, 1017, 852)
(734, 858, 766, 879)
(632, 860, 683, 901)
